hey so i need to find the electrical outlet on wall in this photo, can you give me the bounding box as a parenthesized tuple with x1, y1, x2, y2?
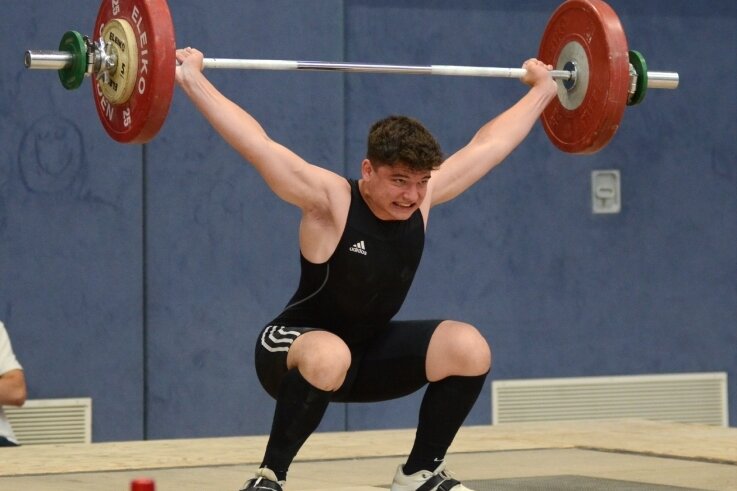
(591, 170, 621, 214)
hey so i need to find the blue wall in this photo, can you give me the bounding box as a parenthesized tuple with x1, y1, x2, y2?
(1, 0, 735, 442)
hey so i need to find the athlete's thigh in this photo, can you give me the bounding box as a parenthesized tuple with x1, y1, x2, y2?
(336, 319, 443, 403)
(254, 324, 318, 399)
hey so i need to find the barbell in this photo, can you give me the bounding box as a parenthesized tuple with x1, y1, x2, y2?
(24, 0, 679, 153)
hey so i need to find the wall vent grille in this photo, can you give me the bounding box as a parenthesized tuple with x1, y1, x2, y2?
(4, 398, 92, 445)
(492, 372, 728, 426)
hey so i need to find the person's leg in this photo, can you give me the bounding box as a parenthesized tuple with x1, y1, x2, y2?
(249, 326, 351, 487)
(402, 320, 491, 476)
(335, 319, 490, 471)
(318, 319, 491, 491)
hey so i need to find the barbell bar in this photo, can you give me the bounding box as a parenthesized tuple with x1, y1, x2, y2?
(25, 51, 680, 91)
(23, 0, 679, 152)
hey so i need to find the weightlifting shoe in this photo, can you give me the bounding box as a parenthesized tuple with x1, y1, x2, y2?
(391, 462, 474, 491)
(239, 467, 284, 490)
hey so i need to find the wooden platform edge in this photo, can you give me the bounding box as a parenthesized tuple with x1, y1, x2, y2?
(0, 419, 735, 477)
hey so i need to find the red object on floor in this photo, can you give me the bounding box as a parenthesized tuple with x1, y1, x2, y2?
(131, 478, 155, 491)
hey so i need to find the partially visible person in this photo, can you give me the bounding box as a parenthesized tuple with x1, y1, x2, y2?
(0, 321, 27, 447)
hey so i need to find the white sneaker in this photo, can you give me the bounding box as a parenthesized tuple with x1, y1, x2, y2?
(390, 462, 475, 491)
(239, 467, 285, 490)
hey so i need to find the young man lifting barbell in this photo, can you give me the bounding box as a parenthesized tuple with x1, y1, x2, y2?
(175, 45, 556, 491)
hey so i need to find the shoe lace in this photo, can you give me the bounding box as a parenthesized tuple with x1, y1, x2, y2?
(437, 467, 455, 479)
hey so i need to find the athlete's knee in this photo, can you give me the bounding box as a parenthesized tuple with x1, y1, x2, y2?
(454, 322, 491, 374)
(428, 321, 492, 378)
(300, 346, 352, 391)
(469, 331, 493, 374)
(289, 332, 351, 391)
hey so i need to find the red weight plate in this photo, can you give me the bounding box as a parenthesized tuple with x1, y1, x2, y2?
(93, 0, 176, 143)
(538, 0, 629, 154)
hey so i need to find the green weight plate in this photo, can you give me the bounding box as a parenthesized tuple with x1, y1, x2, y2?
(58, 31, 87, 90)
(628, 50, 648, 106)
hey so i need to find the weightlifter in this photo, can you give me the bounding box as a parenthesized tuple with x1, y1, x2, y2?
(175, 46, 556, 491)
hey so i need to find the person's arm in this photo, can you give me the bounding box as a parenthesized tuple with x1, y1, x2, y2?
(427, 59, 558, 207)
(0, 323, 26, 407)
(175, 48, 344, 213)
(0, 370, 26, 407)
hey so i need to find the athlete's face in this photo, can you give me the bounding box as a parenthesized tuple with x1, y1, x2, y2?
(360, 160, 431, 221)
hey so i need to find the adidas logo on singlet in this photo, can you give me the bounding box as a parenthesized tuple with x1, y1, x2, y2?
(349, 240, 367, 255)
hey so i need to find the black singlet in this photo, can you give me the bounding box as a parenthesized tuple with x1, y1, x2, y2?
(270, 178, 425, 344)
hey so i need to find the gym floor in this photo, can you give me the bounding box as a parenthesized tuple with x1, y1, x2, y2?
(1, 419, 735, 491)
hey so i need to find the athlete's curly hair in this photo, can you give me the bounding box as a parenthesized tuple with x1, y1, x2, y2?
(366, 115, 444, 171)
